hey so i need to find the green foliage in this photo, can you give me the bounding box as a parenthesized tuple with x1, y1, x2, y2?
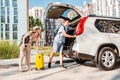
(32, 46, 59, 56)
(32, 46, 52, 50)
(29, 16, 44, 31)
(44, 50, 59, 56)
(0, 41, 19, 59)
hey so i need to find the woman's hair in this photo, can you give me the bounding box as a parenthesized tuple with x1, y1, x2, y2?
(33, 26, 40, 40)
(33, 26, 40, 30)
(36, 31, 40, 39)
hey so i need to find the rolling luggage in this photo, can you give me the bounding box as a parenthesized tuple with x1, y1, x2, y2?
(35, 53, 44, 70)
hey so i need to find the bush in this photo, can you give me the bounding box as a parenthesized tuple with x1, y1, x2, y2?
(0, 41, 19, 59)
(44, 50, 59, 56)
(32, 46, 59, 56)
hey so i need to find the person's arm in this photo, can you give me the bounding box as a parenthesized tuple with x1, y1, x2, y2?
(35, 38, 39, 51)
(62, 31, 76, 38)
(22, 31, 32, 46)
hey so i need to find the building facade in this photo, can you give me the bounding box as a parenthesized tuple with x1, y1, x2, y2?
(45, 18, 55, 46)
(29, 7, 44, 23)
(92, 0, 120, 17)
(0, 0, 28, 43)
(80, 3, 94, 16)
(44, 18, 63, 46)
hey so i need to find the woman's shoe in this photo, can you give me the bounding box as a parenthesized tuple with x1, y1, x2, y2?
(48, 62, 51, 68)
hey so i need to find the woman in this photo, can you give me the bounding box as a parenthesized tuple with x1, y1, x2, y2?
(19, 26, 40, 72)
(33, 26, 41, 51)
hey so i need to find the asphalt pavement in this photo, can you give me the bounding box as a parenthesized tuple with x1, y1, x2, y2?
(0, 50, 120, 80)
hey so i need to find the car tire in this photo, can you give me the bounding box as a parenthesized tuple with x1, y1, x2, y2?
(97, 47, 117, 71)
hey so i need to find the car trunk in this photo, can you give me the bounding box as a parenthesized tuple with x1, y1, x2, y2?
(63, 29, 76, 57)
(45, 3, 82, 57)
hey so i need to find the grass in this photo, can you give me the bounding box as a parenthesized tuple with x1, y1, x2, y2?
(32, 46, 59, 56)
(0, 41, 59, 59)
(0, 41, 19, 59)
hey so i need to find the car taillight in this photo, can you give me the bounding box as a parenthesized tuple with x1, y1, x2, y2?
(76, 17, 88, 36)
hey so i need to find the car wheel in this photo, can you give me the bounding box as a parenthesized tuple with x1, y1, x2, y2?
(97, 47, 117, 70)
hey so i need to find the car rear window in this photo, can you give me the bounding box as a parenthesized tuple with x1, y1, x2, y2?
(62, 9, 79, 20)
(95, 19, 120, 33)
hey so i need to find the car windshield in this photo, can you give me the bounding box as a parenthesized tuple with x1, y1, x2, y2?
(62, 9, 79, 20)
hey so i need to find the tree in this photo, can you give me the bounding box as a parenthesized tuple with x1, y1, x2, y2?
(35, 19, 44, 31)
(29, 16, 35, 30)
(29, 16, 44, 31)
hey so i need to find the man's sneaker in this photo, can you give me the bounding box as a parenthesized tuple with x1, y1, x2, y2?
(60, 64, 67, 69)
(48, 62, 51, 68)
(63, 53, 69, 58)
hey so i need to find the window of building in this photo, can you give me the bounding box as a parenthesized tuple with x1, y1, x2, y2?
(105, 0, 107, 7)
(13, 32, 17, 39)
(5, 0, 9, 7)
(7, 8, 10, 15)
(112, 8, 116, 17)
(5, 32, 9, 39)
(14, 8, 18, 15)
(113, 0, 115, 3)
(1, 16, 5, 23)
(1, 7, 5, 15)
(5, 24, 9, 31)
(13, 24, 17, 31)
(1, 32, 3, 40)
(7, 16, 10, 23)
(95, 19, 120, 33)
(97, 1, 99, 11)
(14, 16, 18, 23)
(12, 0, 17, 7)
(1, 24, 3, 31)
(119, 1, 120, 17)
(1, 0, 3, 6)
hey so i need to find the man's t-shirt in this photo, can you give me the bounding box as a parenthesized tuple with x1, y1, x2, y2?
(54, 25, 69, 44)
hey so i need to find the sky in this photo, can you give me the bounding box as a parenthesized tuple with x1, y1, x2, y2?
(29, 0, 91, 9)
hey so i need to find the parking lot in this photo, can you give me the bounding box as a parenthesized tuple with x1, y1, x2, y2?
(0, 51, 120, 80)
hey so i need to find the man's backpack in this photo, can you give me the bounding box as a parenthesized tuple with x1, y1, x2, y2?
(54, 25, 66, 36)
(54, 26, 60, 35)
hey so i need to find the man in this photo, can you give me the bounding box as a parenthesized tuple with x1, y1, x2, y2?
(48, 18, 76, 68)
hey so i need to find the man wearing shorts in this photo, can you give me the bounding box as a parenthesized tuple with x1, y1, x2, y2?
(48, 18, 76, 68)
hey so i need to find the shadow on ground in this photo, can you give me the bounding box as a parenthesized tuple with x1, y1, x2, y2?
(32, 63, 80, 80)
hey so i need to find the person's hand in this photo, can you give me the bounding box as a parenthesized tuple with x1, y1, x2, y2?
(73, 35, 76, 38)
(22, 44, 25, 47)
(36, 50, 39, 53)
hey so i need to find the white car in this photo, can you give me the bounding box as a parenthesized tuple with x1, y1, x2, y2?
(73, 16, 120, 70)
(45, 3, 120, 70)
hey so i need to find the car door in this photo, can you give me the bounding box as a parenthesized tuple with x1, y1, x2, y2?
(107, 19, 120, 55)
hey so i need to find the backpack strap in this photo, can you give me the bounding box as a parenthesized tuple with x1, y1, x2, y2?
(57, 25, 66, 34)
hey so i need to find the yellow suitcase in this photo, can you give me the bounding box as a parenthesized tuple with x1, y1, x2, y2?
(35, 53, 44, 70)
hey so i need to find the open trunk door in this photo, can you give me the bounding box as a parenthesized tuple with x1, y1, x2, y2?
(45, 3, 83, 21)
